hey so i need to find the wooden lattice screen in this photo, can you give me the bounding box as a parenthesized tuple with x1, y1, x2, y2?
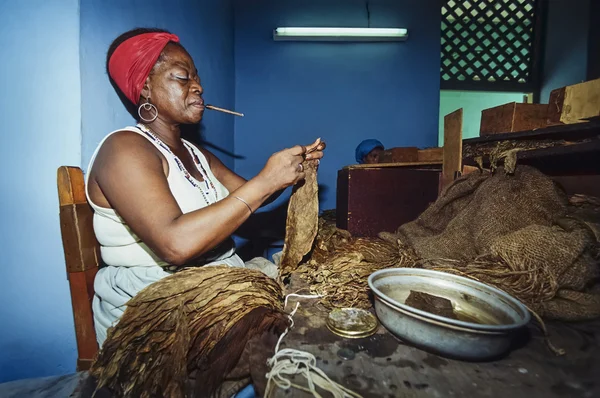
(441, 0, 543, 92)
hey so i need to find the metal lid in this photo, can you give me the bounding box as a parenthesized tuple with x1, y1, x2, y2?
(326, 308, 378, 339)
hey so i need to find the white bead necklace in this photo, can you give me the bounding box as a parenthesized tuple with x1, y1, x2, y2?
(136, 124, 219, 205)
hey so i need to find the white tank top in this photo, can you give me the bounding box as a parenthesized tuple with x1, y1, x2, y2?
(85, 124, 235, 268)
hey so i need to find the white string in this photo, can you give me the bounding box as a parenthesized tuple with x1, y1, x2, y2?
(265, 294, 363, 398)
(284, 293, 323, 310)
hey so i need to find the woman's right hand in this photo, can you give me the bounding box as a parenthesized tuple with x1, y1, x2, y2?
(258, 138, 325, 193)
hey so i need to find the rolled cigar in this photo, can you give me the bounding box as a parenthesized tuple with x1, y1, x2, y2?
(205, 104, 244, 117)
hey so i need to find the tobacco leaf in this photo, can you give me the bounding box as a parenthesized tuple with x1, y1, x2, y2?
(298, 224, 419, 309)
(279, 161, 319, 281)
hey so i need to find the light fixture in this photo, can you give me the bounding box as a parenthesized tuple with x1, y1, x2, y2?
(273, 27, 409, 42)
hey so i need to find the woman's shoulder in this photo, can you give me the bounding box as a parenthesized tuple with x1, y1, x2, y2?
(98, 127, 160, 160)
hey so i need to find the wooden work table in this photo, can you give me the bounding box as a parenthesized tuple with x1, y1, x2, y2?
(267, 275, 600, 398)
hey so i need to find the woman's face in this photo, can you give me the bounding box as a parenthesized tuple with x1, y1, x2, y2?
(364, 147, 383, 164)
(145, 43, 205, 124)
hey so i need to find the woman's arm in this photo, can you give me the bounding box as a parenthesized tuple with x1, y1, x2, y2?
(197, 145, 298, 207)
(91, 132, 324, 265)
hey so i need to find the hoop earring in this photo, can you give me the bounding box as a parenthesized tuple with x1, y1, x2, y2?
(138, 98, 158, 123)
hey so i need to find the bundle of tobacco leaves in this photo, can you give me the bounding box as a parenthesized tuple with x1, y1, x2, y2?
(90, 266, 288, 398)
(298, 234, 418, 309)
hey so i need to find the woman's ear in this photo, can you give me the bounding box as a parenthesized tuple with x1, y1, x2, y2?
(140, 78, 152, 102)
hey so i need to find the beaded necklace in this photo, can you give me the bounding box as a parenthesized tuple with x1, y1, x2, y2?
(136, 124, 219, 205)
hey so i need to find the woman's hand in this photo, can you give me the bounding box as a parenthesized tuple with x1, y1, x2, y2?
(304, 137, 326, 165)
(257, 138, 326, 192)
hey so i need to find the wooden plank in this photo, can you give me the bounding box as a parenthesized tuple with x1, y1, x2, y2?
(441, 109, 463, 192)
(379, 147, 419, 163)
(511, 140, 600, 162)
(60, 204, 100, 273)
(68, 270, 99, 369)
(335, 169, 350, 231)
(547, 79, 600, 124)
(509, 103, 549, 133)
(463, 140, 600, 174)
(58, 166, 87, 205)
(559, 78, 600, 124)
(480, 103, 515, 135)
(547, 87, 567, 125)
(344, 161, 441, 170)
(463, 120, 600, 145)
(56, 166, 100, 370)
(480, 103, 548, 136)
(417, 148, 443, 163)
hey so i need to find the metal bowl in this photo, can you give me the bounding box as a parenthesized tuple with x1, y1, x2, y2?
(368, 268, 531, 360)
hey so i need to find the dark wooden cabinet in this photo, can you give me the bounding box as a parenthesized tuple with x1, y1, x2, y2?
(336, 167, 440, 237)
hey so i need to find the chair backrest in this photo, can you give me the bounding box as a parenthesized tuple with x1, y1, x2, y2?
(57, 166, 100, 371)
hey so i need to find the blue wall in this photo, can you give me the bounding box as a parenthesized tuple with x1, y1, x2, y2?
(0, 0, 235, 383)
(540, 0, 590, 103)
(233, 0, 442, 211)
(80, 0, 236, 170)
(0, 0, 81, 383)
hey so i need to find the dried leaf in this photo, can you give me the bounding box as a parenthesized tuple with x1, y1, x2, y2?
(298, 223, 419, 309)
(90, 266, 288, 398)
(279, 161, 319, 280)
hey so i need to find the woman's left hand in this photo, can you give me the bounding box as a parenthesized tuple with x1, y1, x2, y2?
(302, 138, 326, 167)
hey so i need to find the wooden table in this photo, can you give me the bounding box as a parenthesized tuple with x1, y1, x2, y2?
(268, 276, 600, 398)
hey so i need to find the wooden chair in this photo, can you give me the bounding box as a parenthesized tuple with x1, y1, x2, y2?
(57, 166, 100, 371)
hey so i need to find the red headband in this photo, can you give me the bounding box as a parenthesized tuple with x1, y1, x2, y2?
(108, 32, 180, 104)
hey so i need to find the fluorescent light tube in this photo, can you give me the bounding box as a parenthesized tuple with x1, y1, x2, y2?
(273, 27, 409, 42)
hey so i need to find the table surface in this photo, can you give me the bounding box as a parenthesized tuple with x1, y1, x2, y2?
(270, 277, 600, 398)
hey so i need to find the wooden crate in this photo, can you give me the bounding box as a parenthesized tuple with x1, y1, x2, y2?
(547, 78, 600, 124)
(418, 147, 443, 163)
(480, 102, 548, 136)
(379, 147, 419, 163)
(336, 167, 440, 237)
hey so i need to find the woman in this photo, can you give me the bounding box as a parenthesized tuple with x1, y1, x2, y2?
(355, 139, 384, 164)
(86, 28, 325, 346)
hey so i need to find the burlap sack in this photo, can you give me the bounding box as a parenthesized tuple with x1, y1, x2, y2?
(397, 166, 568, 260)
(396, 166, 600, 321)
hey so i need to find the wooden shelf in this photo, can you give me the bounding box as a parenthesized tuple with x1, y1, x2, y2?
(463, 120, 600, 145)
(463, 135, 600, 175)
(344, 161, 442, 170)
